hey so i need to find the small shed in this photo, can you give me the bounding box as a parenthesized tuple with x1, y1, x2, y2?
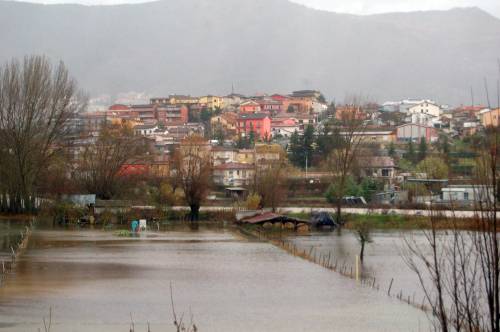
(225, 187, 248, 200)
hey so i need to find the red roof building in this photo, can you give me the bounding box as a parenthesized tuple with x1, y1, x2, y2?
(237, 113, 272, 140)
(239, 100, 261, 113)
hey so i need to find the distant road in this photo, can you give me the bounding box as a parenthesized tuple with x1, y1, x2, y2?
(171, 206, 491, 219)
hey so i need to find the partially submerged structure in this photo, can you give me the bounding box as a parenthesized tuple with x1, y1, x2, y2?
(238, 210, 341, 230)
(310, 212, 341, 228)
(237, 211, 310, 230)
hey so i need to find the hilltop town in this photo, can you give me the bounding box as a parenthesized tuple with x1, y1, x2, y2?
(60, 89, 497, 213)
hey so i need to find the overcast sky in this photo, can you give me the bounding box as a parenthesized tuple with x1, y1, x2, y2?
(8, 0, 500, 18)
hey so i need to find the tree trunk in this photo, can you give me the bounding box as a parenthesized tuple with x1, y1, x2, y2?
(360, 240, 365, 262)
(189, 204, 200, 222)
(336, 201, 342, 224)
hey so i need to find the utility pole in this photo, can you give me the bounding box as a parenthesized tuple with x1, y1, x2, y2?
(470, 86, 474, 107)
(305, 154, 308, 181)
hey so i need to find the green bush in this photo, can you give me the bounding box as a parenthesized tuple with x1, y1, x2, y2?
(325, 176, 361, 203)
(46, 201, 85, 224)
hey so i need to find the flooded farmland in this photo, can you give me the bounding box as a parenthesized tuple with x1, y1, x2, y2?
(285, 230, 430, 304)
(0, 221, 430, 331)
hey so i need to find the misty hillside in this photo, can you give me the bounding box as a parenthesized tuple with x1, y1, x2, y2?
(1, 0, 500, 105)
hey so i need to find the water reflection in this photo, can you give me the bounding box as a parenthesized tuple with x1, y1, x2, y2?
(0, 219, 31, 260)
(0, 223, 429, 331)
(286, 229, 432, 304)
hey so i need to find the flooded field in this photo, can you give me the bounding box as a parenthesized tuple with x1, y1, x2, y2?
(286, 230, 433, 304)
(0, 222, 430, 331)
(0, 219, 32, 263)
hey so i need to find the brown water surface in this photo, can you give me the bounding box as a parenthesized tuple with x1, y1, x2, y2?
(0, 224, 429, 331)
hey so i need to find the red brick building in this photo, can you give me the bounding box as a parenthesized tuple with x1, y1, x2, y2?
(156, 105, 188, 124)
(237, 113, 271, 140)
(112, 104, 188, 124)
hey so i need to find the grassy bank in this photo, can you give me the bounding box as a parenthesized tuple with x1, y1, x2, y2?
(284, 211, 479, 231)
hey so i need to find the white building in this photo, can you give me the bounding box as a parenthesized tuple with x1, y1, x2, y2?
(408, 101, 441, 117)
(407, 101, 442, 126)
(441, 185, 494, 205)
(211, 147, 238, 166)
(399, 99, 437, 114)
(133, 124, 158, 136)
(213, 163, 255, 186)
(271, 123, 301, 137)
(311, 101, 328, 114)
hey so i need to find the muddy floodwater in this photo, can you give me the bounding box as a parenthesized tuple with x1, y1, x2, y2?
(0, 222, 430, 331)
(286, 230, 429, 302)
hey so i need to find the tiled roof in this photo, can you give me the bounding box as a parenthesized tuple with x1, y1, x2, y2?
(238, 113, 269, 120)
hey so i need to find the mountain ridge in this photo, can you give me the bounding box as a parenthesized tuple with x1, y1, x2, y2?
(0, 0, 499, 105)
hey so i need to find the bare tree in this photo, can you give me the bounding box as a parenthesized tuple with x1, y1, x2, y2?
(352, 217, 373, 262)
(0, 55, 85, 213)
(253, 150, 288, 212)
(172, 135, 212, 221)
(472, 126, 500, 332)
(75, 123, 147, 200)
(403, 126, 500, 332)
(327, 101, 366, 223)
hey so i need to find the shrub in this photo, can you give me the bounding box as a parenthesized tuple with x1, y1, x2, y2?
(245, 193, 261, 210)
(44, 201, 85, 224)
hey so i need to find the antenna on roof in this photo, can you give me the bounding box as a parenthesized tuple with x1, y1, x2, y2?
(497, 58, 500, 109)
(497, 79, 499, 110)
(484, 78, 492, 109)
(470, 86, 474, 107)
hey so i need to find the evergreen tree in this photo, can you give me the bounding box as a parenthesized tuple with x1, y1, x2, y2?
(318, 93, 327, 104)
(303, 125, 315, 168)
(439, 134, 450, 157)
(316, 123, 331, 156)
(200, 107, 212, 138)
(188, 105, 201, 122)
(212, 126, 225, 146)
(406, 140, 416, 164)
(388, 141, 396, 158)
(237, 135, 248, 149)
(200, 107, 212, 123)
(248, 123, 256, 148)
(418, 137, 427, 162)
(288, 130, 303, 167)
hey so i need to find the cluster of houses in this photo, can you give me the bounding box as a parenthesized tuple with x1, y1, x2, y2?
(69, 90, 500, 206)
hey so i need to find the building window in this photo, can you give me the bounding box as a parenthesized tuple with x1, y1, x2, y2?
(382, 169, 390, 177)
(464, 192, 469, 200)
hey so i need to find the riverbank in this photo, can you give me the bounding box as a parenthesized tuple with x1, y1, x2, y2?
(279, 211, 483, 231)
(0, 203, 488, 232)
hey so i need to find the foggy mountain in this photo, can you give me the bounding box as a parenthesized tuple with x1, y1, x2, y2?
(1, 0, 500, 105)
